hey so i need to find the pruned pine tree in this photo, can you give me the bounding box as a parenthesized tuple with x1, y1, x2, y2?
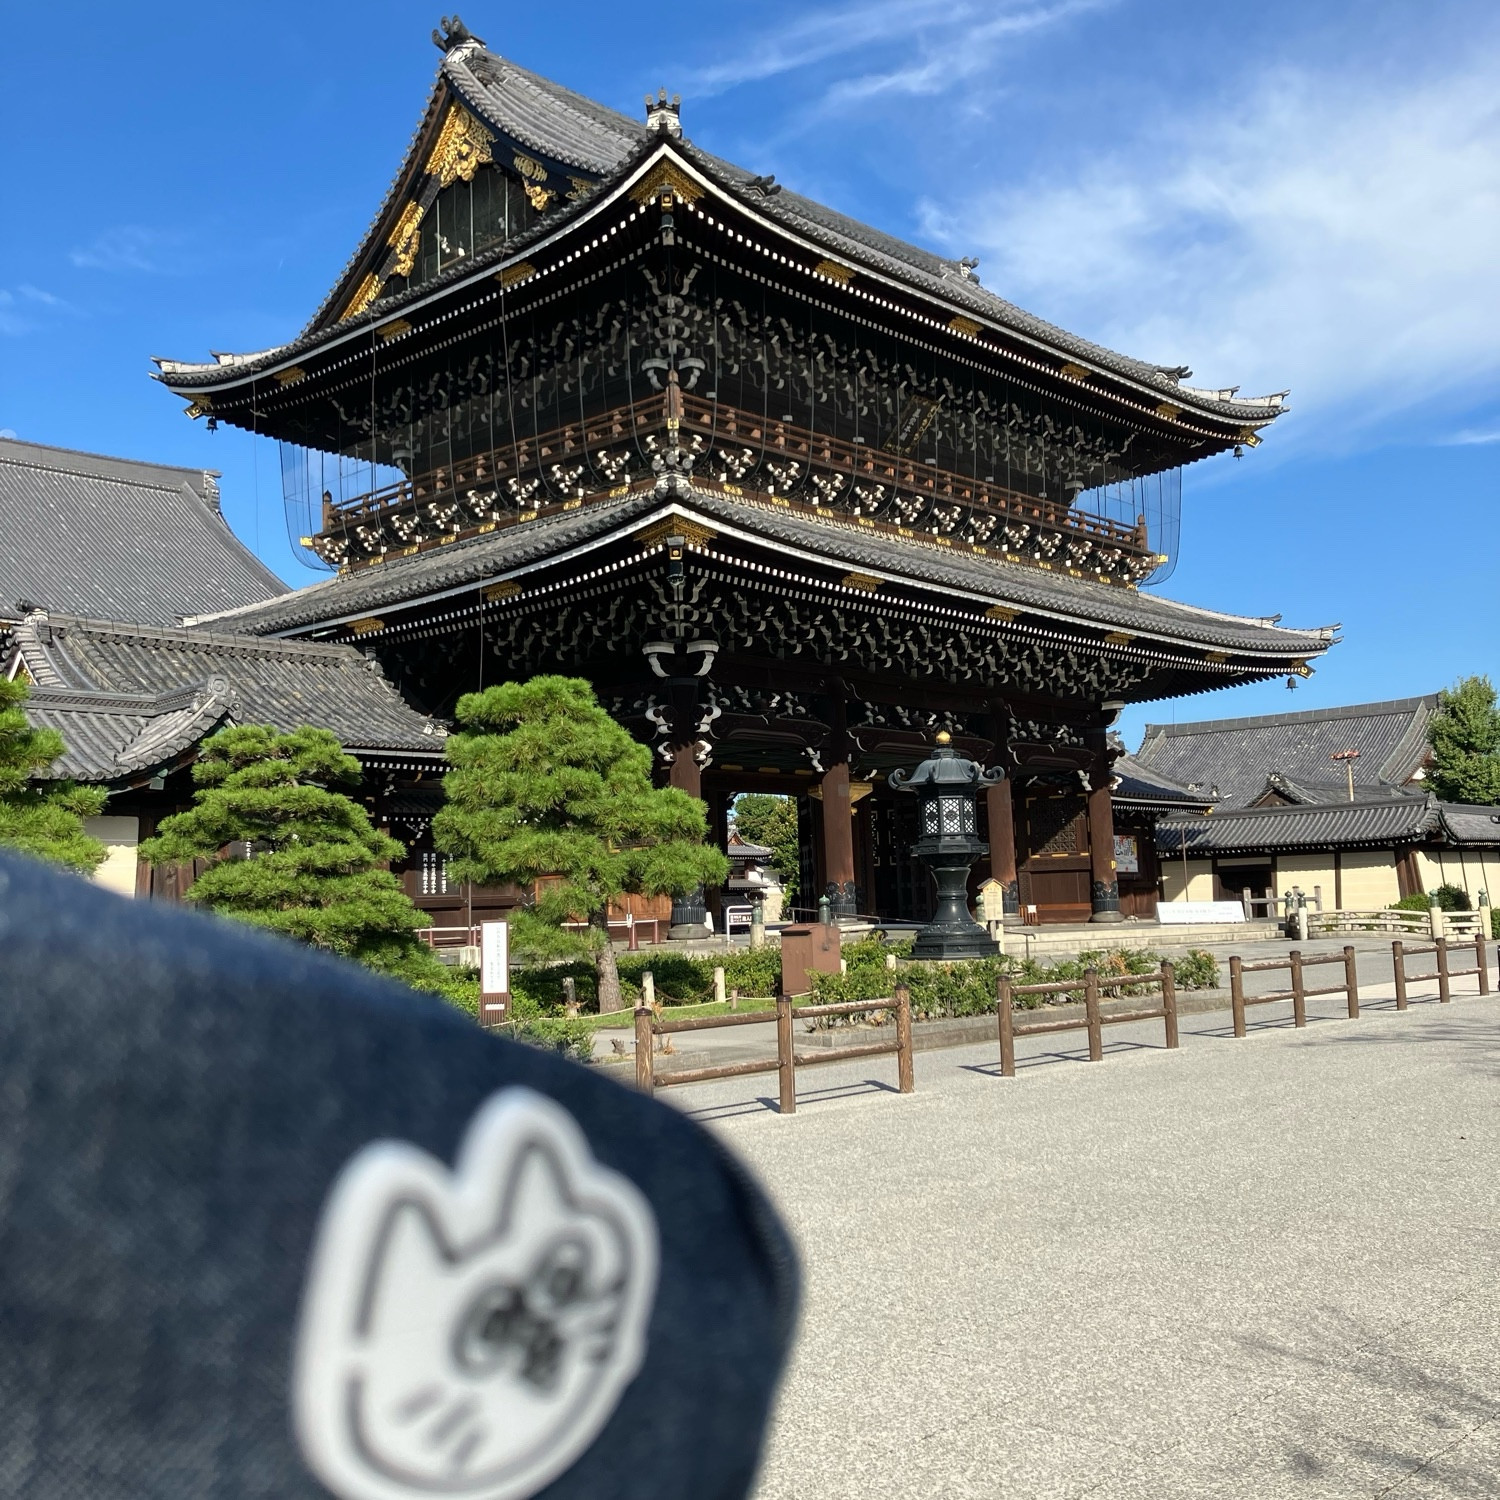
(434, 676, 730, 1012)
(138, 724, 447, 990)
(0, 674, 107, 872)
(1428, 676, 1500, 805)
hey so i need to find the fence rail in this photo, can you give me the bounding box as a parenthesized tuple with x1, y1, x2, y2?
(604, 936, 1494, 1113)
(995, 962, 1179, 1076)
(633, 986, 914, 1114)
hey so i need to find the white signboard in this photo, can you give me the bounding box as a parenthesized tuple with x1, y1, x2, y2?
(480, 920, 510, 1025)
(1113, 834, 1140, 875)
(1159, 900, 1246, 925)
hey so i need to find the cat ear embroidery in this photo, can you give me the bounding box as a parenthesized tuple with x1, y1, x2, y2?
(293, 1088, 658, 1500)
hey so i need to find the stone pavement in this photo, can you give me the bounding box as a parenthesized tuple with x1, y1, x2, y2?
(661, 973, 1500, 1498)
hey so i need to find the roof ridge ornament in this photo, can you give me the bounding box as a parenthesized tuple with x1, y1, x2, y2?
(645, 88, 682, 137)
(431, 14, 483, 52)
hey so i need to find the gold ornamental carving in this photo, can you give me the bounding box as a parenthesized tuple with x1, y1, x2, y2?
(1104, 631, 1135, 646)
(1205, 650, 1229, 664)
(840, 572, 882, 592)
(388, 199, 426, 276)
(984, 605, 1018, 622)
(496, 261, 537, 289)
(633, 517, 717, 549)
(815, 260, 855, 284)
(426, 104, 495, 188)
(340, 271, 382, 321)
(274, 366, 306, 387)
(629, 159, 704, 205)
(483, 580, 522, 602)
(348, 617, 385, 636)
(376, 318, 412, 342)
(1059, 362, 1090, 381)
(947, 315, 983, 338)
(1154, 402, 1183, 421)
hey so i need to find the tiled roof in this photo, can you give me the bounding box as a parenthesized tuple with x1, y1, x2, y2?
(11, 613, 445, 780)
(157, 41, 1287, 429)
(1112, 752, 1215, 809)
(183, 484, 1333, 660)
(1136, 696, 1437, 808)
(1156, 794, 1500, 854)
(0, 437, 286, 626)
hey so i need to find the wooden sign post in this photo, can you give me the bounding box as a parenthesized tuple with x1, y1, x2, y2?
(479, 919, 511, 1028)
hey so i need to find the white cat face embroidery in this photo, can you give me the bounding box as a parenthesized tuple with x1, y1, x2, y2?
(294, 1089, 658, 1500)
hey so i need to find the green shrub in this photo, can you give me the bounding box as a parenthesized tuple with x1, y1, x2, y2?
(1172, 948, 1220, 990)
(721, 946, 782, 997)
(506, 1016, 595, 1064)
(1391, 886, 1471, 913)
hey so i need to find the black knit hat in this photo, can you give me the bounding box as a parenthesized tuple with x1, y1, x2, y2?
(0, 852, 797, 1499)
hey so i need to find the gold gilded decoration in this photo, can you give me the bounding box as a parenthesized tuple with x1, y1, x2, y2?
(483, 581, 522, 602)
(815, 260, 855, 284)
(566, 176, 596, 201)
(274, 366, 306, 387)
(840, 572, 882, 592)
(1104, 631, 1135, 646)
(634, 517, 717, 548)
(1291, 660, 1313, 678)
(348, 617, 385, 636)
(1236, 427, 1264, 448)
(984, 605, 1018, 622)
(512, 152, 548, 182)
(388, 200, 426, 277)
(1205, 651, 1229, 664)
(427, 104, 494, 187)
(1059, 362, 1090, 380)
(1154, 402, 1183, 420)
(522, 181, 555, 212)
(628, 159, 704, 204)
(183, 401, 209, 420)
(376, 318, 413, 342)
(340, 271, 382, 322)
(512, 153, 555, 212)
(496, 261, 537, 289)
(948, 315, 983, 337)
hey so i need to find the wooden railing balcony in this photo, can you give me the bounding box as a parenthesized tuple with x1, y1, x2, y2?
(307, 394, 1156, 581)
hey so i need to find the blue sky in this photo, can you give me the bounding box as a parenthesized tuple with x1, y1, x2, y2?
(3, 1, 1496, 749)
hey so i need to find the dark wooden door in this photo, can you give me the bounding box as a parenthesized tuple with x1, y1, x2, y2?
(1018, 790, 1091, 923)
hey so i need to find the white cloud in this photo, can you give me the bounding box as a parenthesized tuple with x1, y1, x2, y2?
(69, 225, 177, 273)
(919, 53, 1500, 446)
(681, 0, 1110, 108)
(0, 284, 74, 336)
(1441, 425, 1500, 446)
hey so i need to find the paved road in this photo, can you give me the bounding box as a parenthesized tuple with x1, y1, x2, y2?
(665, 975, 1500, 1498)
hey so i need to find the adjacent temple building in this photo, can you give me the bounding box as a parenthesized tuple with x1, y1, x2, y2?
(154, 18, 1334, 928)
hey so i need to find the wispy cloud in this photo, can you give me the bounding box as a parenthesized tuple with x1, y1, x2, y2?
(69, 225, 182, 273)
(0, 285, 76, 336)
(681, 0, 1109, 108)
(1442, 425, 1500, 446)
(919, 50, 1500, 446)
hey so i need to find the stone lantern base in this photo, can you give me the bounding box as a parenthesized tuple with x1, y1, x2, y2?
(910, 846, 1001, 961)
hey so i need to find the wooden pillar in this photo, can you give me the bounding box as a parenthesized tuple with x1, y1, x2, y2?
(985, 776, 1020, 916)
(666, 743, 710, 938)
(1087, 750, 1124, 924)
(821, 760, 858, 918)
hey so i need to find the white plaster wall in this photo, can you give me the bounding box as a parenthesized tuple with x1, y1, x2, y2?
(1340, 850, 1402, 910)
(1416, 848, 1500, 906)
(1160, 859, 1214, 902)
(84, 815, 140, 898)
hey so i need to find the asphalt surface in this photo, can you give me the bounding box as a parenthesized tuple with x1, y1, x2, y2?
(664, 966, 1500, 1498)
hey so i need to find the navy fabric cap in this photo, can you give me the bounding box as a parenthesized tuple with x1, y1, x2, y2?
(0, 853, 798, 1499)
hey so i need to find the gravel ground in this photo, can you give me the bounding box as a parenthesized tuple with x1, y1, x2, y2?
(667, 972, 1500, 1499)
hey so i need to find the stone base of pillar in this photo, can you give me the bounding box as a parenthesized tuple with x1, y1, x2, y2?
(825, 880, 859, 920)
(1090, 879, 1126, 923)
(669, 887, 711, 941)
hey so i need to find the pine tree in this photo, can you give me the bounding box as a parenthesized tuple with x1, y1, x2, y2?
(731, 792, 800, 901)
(139, 724, 448, 989)
(1428, 676, 1500, 805)
(0, 675, 107, 872)
(433, 676, 729, 1012)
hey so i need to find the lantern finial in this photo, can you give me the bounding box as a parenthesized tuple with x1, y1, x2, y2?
(935, 730, 952, 745)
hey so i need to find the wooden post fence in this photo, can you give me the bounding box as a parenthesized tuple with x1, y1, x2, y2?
(1084, 968, 1103, 1063)
(1343, 945, 1359, 1019)
(1230, 955, 1246, 1037)
(996, 964, 1178, 1076)
(1437, 937, 1451, 1004)
(1290, 949, 1306, 1028)
(1393, 940, 1408, 1010)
